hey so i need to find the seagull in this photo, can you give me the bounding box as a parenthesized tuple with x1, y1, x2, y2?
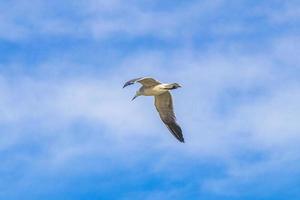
(123, 77, 184, 143)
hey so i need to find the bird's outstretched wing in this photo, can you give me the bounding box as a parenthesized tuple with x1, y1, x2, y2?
(123, 77, 161, 88)
(154, 92, 184, 142)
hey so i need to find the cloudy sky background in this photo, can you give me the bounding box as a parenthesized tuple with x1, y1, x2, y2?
(0, 0, 300, 199)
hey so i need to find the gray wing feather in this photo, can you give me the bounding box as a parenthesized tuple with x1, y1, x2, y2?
(123, 77, 161, 88)
(154, 92, 184, 142)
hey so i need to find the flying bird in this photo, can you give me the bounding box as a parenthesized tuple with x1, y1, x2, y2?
(123, 77, 184, 143)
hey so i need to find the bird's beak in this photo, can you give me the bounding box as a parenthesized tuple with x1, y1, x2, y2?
(132, 95, 138, 101)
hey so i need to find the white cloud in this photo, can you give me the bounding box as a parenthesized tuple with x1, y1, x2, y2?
(0, 0, 227, 41)
(263, 1, 300, 24)
(1, 0, 300, 198)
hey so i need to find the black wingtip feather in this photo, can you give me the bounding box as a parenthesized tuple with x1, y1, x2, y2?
(166, 123, 184, 143)
(123, 77, 144, 88)
(123, 81, 133, 88)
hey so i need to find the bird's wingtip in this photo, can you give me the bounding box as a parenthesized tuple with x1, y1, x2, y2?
(123, 82, 133, 88)
(122, 83, 128, 88)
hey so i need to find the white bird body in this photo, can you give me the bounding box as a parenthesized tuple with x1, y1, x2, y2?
(140, 84, 169, 96)
(123, 77, 184, 143)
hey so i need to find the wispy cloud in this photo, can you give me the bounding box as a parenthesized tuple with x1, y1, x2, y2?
(0, 0, 300, 199)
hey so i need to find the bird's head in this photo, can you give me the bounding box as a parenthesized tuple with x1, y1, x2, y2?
(172, 83, 182, 89)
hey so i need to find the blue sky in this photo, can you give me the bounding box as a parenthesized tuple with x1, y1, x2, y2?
(0, 0, 300, 199)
